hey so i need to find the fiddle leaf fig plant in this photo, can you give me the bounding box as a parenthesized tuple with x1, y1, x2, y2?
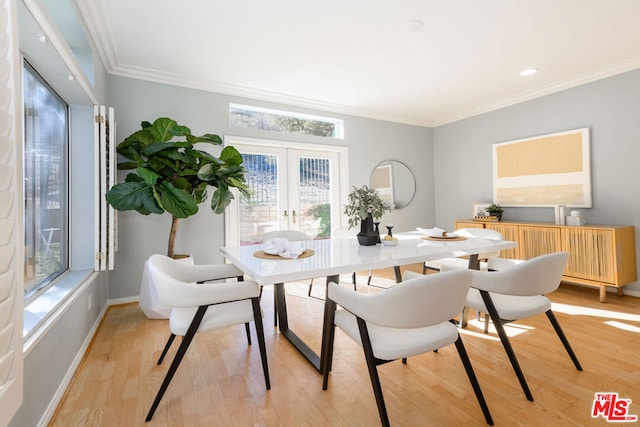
(105, 117, 249, 258)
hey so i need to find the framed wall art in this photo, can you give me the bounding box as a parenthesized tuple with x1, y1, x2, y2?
(492, 127, 591, 207)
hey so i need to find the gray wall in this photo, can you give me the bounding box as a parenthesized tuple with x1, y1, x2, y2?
(433, 69, 640, 293)
(107, 76, 434, 300)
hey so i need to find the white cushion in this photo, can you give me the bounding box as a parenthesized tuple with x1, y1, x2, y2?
(432, 258, 489, 272)
(466, 288, 551, 321)
(170, 299, 255, 336)
(335, 309, 459, 361)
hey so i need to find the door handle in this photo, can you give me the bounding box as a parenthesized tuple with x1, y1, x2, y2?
(292, 210, 296, 224)
(283, 210, 288, 220)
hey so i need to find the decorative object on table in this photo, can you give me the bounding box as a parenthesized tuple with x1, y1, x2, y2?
(343, 185, 390, 246)
(263, 237, 305, 259)
(566, 210, 586, 226)
(381, 223, 398, 246)
(373, 220, 381, 243)
(554, 205, 566, 225)
(485, 203, 504, 221)
(417, 227, 466, 241)
(105, 117, 250, 258)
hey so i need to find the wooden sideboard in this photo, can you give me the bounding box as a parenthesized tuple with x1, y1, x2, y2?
(456, 220, 637, 302)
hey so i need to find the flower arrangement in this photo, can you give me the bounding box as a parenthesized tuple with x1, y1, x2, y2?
(343, 185, 390, 229)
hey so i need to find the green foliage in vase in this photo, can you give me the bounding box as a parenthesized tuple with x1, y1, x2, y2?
(343, 185, 390, 229)
(486, 203, 504, 213)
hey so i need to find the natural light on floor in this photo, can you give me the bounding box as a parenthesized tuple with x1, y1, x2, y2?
(552, 302, 640, 333)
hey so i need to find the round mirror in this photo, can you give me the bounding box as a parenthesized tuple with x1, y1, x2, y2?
(370, 160, 416, 209)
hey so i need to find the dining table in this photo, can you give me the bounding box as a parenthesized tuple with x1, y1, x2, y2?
(220, 231, 517, 374)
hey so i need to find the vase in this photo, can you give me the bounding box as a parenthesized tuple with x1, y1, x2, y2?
(357, 213, 379, 246)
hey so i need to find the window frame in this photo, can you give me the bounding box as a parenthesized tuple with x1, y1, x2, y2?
(22, 59, 71, 304)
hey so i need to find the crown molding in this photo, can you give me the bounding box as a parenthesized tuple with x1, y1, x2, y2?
(432, 59, 640, 127)
(108, 64, 433, 127)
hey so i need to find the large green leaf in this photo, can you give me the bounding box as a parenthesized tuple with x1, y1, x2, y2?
(141, 141, 191, 157)
(105, 181, 163, 214)
(197, 163, 217, 181)
(187, 133, 223, 145)
(117, 129, 155, 151)
(210, 182, 232, 214)
(149, 118, 179, 143)
(136, 166, 161, 185)
(156, 181, 199, 218)
(219, 146, 243, 166)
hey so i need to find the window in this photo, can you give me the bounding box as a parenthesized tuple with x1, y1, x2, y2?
(229, 103, 344, 138)
(22, 61, 69, 301)
(224, 136, 348, 247)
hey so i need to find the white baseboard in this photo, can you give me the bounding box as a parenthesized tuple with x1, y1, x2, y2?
(37, 302, 108, 427)
(109, 295, 139, 306)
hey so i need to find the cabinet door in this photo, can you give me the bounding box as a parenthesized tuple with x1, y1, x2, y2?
(518, 225, 561, 259)
(485, 223, 520, 259)
(562, 227, 615, 284)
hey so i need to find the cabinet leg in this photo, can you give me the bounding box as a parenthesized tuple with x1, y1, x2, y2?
(599, 285, 607, 303)
(617, 287, 624, 297)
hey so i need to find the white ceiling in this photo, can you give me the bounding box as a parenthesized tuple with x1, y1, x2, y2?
(76, 0, 640, 127)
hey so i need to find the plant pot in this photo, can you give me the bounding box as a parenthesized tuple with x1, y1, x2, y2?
(357, 213, 379, 246)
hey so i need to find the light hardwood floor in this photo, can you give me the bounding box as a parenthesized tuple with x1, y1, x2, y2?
(50, 265, 640, 426)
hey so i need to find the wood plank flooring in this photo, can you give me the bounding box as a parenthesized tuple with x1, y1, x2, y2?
(50, 265, 640, 426)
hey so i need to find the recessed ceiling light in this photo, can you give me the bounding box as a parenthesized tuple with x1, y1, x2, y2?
(67, 75, 75, 82)
(404, 20, 424, 33)
(36, 33, 47, 44)
(520, 68, 538, 77)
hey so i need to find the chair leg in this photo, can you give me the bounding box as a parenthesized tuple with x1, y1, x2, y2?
(479, 290, 534, 401)
(273, 290, 278, 327)
(245, 323, 252, 345)
(454, 336, 494, 425)
(357, 317, 390, 427)
(545, 310, 583, 371)
(307, 278, 314, 297)
(146, 305, 208, 422)
(321, 299, 337, 389)
(251, 297, 271, 390)
(484, 313, 490, 334)
(157, 333, 176, 365)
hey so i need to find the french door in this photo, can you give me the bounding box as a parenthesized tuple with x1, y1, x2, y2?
(224, 137, 348, 246)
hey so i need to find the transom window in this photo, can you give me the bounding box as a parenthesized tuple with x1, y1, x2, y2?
(229, 103, 344, 139)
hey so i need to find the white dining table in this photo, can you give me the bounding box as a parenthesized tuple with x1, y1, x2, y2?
(220, 232, 517, 374)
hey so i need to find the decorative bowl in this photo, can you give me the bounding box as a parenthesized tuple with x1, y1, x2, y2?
(381, 238, 398, 246)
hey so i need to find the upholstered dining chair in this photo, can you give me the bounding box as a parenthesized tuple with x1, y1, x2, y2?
(464, 251, 582, 402)
(424, 227, 504, 273)
(321, 270, 494, 426)
(144, 254, 270, 421)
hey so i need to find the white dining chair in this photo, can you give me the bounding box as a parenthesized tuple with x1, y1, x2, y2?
(321, 269, 494, 426)
(465, 251, 582, 402)
(144, 254, 270, 421)
(424, 227, 504, 273)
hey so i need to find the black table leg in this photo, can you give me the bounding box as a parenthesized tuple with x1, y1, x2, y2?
(274, 274, 340, 374)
